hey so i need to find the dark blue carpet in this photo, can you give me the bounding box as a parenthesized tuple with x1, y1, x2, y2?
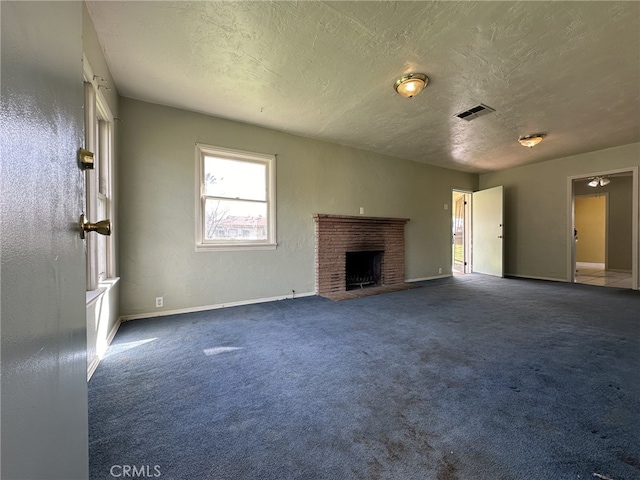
(89, 275, 640, 479)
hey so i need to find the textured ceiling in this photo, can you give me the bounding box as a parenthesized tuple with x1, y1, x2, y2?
(86, 1, 640, 173)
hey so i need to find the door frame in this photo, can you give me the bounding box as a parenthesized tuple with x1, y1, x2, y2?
(566, 166, 638, 290)
(451, 189, 472, 274)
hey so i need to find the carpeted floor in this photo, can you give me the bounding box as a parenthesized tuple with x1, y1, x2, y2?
(89, 275, 640, 480)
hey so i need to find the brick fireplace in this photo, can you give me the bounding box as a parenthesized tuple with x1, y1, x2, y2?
(313, 214, 410, 298)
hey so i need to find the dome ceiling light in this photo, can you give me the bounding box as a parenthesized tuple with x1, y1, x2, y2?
(393, 73, 428, 98)
(518, 134, 546, 148)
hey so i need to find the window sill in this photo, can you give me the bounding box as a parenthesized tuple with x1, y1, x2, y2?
(86, 277, 120, 306)
(195, 243, 277, 252)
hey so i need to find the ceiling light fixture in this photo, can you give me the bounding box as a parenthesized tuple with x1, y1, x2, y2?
(587, 176, 610, 187)
(518, 134, 546, 148)
(394, 73, 428, 98)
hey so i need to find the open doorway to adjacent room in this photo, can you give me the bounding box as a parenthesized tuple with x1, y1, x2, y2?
(452, 190, 472, 275)
(570, 169, 637, 289)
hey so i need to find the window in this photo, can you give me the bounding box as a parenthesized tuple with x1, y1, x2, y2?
(84, 71, 115, 291)
(95, 119, 112, 281)
(196, 144, 276, 251)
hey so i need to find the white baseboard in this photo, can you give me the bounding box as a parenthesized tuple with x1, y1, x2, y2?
(119, 291, 316, 322)
(87, 317, 122, 381)
(87, 358, 100, 381)
(106, 317, 121, 344)
(406, 274, 451, 282)
(408, 273, 569, 284)
(576, 262, 605, 269)
(505, 273, 568, 283)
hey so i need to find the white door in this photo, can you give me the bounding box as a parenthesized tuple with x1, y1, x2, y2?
(472, 186, 504, 277)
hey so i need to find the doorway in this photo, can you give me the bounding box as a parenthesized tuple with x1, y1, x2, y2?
(452, 187, 505, 277)
(452, 190, 471, 274)
(570, 169, 637, 289)
(575, 193, 607, 267)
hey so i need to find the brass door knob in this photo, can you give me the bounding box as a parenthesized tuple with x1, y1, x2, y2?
(79, 214, 111, 239)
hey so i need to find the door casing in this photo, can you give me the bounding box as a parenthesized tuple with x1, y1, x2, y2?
(452, 189, 472, 274)
(567, 167, 638, 290)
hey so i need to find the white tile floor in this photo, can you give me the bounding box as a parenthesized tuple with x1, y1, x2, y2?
(575, 262, 633, 289)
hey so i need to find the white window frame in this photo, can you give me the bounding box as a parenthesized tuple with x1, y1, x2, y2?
(195, 143, 277, 252)
(96, 117, 111, 281)
(84, 57, 116, 291)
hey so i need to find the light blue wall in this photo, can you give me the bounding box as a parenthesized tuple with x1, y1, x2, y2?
(118, 98, 478, 317)
(479, 143, 639, 281)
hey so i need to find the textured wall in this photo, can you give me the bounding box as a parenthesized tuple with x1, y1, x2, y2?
(83, 3, 119, 118)
(479, 143, 639, 281)
(1, 1, 88, 478)
(118, 98, 477, 317)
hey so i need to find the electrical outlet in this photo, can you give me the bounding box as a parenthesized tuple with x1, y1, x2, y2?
(438, 267, 443, 274)
(359, 207, 365, 215)
(155, 297, 163, 308)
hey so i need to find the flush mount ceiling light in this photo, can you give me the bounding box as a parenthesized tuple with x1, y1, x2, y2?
(587, 176, 610, 187)
(394, 73, 428, 98)
(518, 133, 546, 148)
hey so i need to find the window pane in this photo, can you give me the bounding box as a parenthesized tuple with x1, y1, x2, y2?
(204, 156, 266, 201)
(97, 196, 107, 279)
(98, 119, 109, 196)
(204, 199, 267, 241)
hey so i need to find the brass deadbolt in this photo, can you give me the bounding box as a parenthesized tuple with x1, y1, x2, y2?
(78, 148, 95, 170)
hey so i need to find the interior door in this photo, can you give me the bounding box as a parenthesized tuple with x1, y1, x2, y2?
(1, 2, 88, 478)
(472, 185, 504, 277)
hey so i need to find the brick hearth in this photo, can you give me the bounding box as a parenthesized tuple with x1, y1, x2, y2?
(313, 214, 410, 297)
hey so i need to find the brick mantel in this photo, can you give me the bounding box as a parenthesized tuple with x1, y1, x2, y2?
(313, 214, 410, 297)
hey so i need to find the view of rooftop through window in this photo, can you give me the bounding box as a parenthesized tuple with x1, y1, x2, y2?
(203, 156, 268, 241)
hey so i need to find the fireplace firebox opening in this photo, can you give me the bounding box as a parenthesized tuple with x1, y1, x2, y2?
(346, 251, 383, 290)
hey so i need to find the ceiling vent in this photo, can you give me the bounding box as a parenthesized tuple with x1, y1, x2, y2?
(454, 104, 496, 121)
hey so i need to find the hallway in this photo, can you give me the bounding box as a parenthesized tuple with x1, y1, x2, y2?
(575, 262, 633, 289)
